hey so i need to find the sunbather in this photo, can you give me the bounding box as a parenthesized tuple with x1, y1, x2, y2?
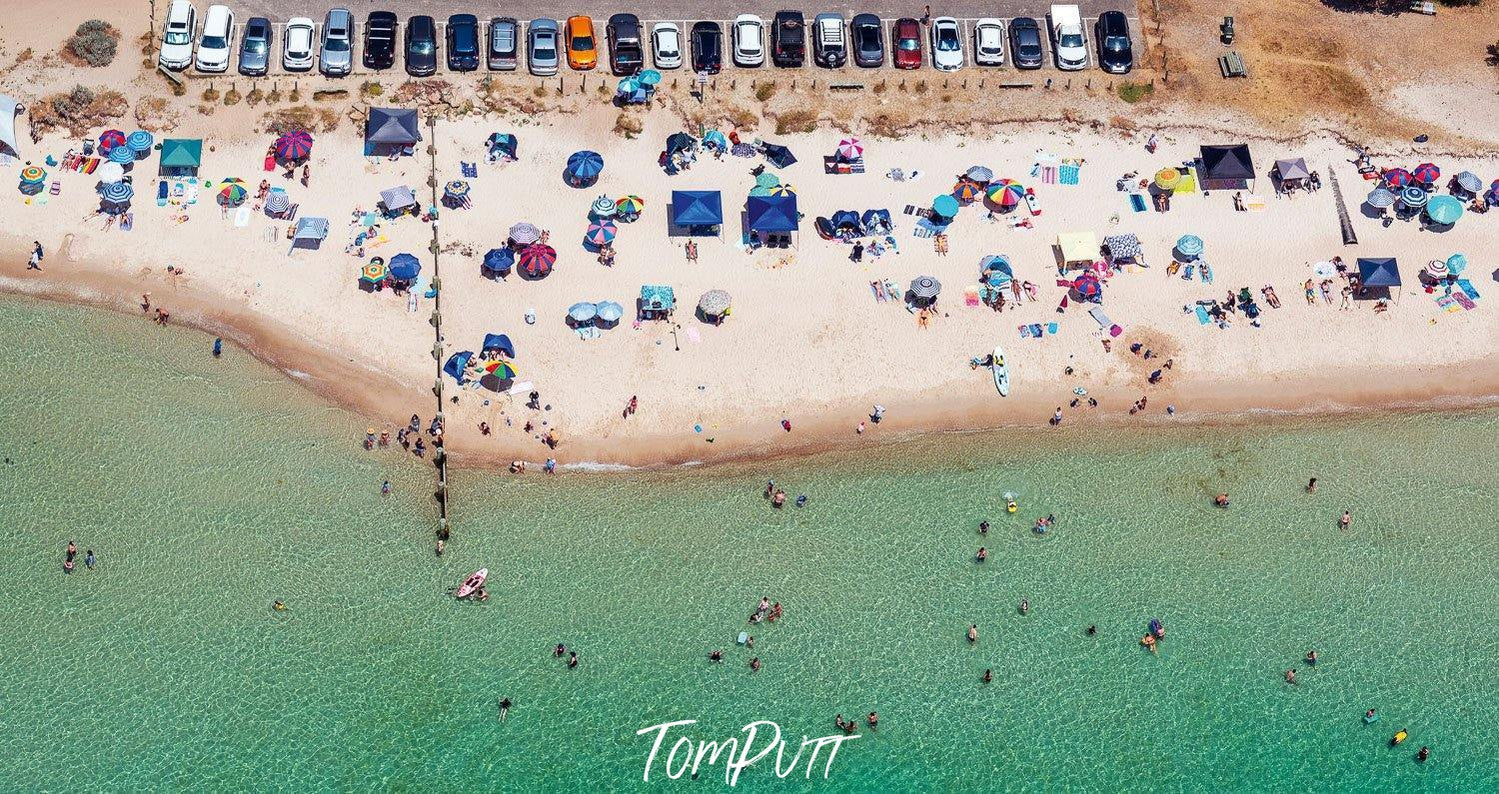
(1261, 285, 1281, 309)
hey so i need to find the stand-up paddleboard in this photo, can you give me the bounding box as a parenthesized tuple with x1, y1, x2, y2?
(992, 345, 1011, 397)
(455, 568, 488, 598)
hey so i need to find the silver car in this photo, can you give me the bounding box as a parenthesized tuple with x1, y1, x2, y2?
(320, 8, 354, 76)
(529, 19, 560, 76)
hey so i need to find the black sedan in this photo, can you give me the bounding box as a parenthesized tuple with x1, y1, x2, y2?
(405, 14, 438, 76)
(851, 13, 883, 68)
(691, 21, 722, 74)
(1095, 11, 1133, 74)
(1008, 17, 1044, 70)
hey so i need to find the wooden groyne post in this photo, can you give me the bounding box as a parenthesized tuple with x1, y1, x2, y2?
(424, 114, 451, 541)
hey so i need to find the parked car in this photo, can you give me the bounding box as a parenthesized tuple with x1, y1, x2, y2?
(607, 13, 644, 75)
(812, 13, 846, 68)
(528, 19, 560, 76)
(159, 0, 196, 71)
(238, 16, 271, 76)
(487, 17, 519, 70)
(1009, 17, 1044, 70)
(891, 17, 921, 70)
(1049, 4, 1088, 71)
(651, 22, 682, 70)
(1095, 11, 1133, 74)
(974, 18, 1005, 66)
(771, 11, 805, 67)
(194, 4, 233, 72)
(363, 11, 398, 70)
(405, 15, 438, 76)
(319, 8, 354, 76)
(691, 21, 722, 74)
(733, 15, 765, 67)
(851, 13, 883, 68)
(283, 17, 316, 72)
(565, 16, 597, 71)
(447, 14, 480, 71)
(930, 17, 963, 71)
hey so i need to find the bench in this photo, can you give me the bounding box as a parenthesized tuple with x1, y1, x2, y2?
(829, 83, 866, 91)
(1409, 1, 1436, 13)
(1218, 51, 1248, 78)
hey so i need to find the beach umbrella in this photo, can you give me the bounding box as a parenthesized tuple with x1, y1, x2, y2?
(483, 359, 519, 379)
(566, 150, 604, 181)
(1312, 261, 1337, 278)
(585, 219, 617, 246)
(483, 247, 515, 274)
(97, 129, 127, 152)
(932, 194, 960, 218)
(748, 185, 772, 197)
(1412, 163, 1440, 185)
(1399, 185, 1429, 208)
(591, 195, 617, 217)
(217, 183, 248, 206)
(519, 244, 556, 278)
(1154, 168, 1182, 190)
(1382, 168, 1412, 188)
(595, 301, 624, 324)
(1445, 253, 1467, 275)
(1175, 234, 1205, 258)
(264, 191, 290, 214)
(769, 184, 796, 197)
(360, 261, 389, 283)
(617, 78, 640, 96)
(567, 301, 598, 323)
(755, 171, 781, 189)
(1071, 273, 1102, 301)
(19, 166, 46, 184)
(836, 137, 864, 161)
(508, 222, 542, 245)
(1364, 187, 1397, 209)
(638, 69, 662, 86)
(107, 145, 136, 165)
(952, 179, 984, 203)
(1424, 194, 1463, 225)
(389, 253, 422, 280)
(966, 165, 994, 184)
(909, 275, 942, 300)
(615, 195, 645, 216)
(1424, 259, 1448, 279)
(274, 130, 314, 162)
(444, 180, 470, 199)
(698, 289, 732, 316)
(126, 130, 154, 153)
(702, 129, 728, 149)
(986, 179, 1025, 208)
(1491, 179, 1499, 196)
(95, 161, 125, 184)
(1453, 171, 1482, 194)
(100, 181, 133, 204)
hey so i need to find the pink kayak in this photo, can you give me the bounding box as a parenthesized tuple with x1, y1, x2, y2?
(455, 568, 488, 598)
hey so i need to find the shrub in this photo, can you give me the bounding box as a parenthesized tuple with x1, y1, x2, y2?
(754, 82, 777, 102)
(69, 20, 119, 67)
(774, 108, 817, 135)
(224, 87, 242, 105)
(201, 86, 221, 102)
(1116, 81, 1154, 103)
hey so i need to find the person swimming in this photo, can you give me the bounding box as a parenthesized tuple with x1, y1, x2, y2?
(1285, 669, 1297, 685)
(63, 558, 74, 574)
(1215, 493, 1231, 508)
(498, 697, 512, 722)
(568, 652, 579, 669)
(967, 624, 979, 644)
(554, 643, 566, 657)
(1338, 510, 1352, 530)
(1086, 625, 1097, 636)
(749, 657, 762, 672)
(1306, 477, 1318, 493)
(273, 600, 286, 612)
(708, 650, 724, 663)
(771, 489, 786, 508)
(1416, 746, 1429, 762)
(1140, 634, 1157, 653)
(795, 494, 807, 507)
(1305, 649, 1318, 666)
(381, 481, 391, 496)
(212, 337, 222, 358)
(1033, 516, 1051, 534)
(978, 520, 989, 535)
(981, 668, 993, 684)
(867, 711, 879, 729)
(976, 547, 988, 562)
(1019, 599, 1029, 615)
(85, 549, 95, 569)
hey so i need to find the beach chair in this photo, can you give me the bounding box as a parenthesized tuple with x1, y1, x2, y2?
(48, 181, 60, 196)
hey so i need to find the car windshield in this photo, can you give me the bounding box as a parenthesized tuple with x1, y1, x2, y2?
(572, 35, 593, 50)
(1106, 36, 1129, 50)
(1060, 33, 1084, 47)
(937, 30, 958, 50)
(166, 27, 190, 45)
(203, 35, 226, 48)
(857, 28, 876, 46)
(412, 40, 434, 54)
(898, 37, 919, 51)
(326, 35, 349, 52)
(245, 37, 267, 53)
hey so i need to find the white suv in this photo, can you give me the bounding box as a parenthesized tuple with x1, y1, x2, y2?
(652, 23, 682, 69)
(194, 5, 234, 72)
(158, 0, 196, 71)
(733, 14, 765, 67)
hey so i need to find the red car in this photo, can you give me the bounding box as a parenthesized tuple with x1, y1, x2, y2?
(892, 18, 922, 69)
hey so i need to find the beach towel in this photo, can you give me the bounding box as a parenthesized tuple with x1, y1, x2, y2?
(461, 161, 478, 178)
(1456, 279, 1479, 300)
(120, 214, 133, 232)
(1195, 305, 1212, 324)
(1434, 295, 1460, 312)
(1174, 174, 1197, 193)
(1059, 165, 1081, 185)
(78, 157, 100, 174)
(965, 286, 980, 307)
(156, 180, 168, 206)
(912, 220, 937, 238)
(234, 205, 251, 227)
(1452, 292, 1476, 310)
(1128, 193, 1148, 213)
(1244, 195, 1267, 211)
(1089, 307, 1122, 337)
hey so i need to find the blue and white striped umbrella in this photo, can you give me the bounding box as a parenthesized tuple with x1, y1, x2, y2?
(100, 181, 134, 203)
(1399, 185, 1429, 208)
(264, 191, 290, 213)
(590, 195, 617, 217)
(567, 301, 598, 323)
(126, 130, 154, 152)
(1364, 187, 1397, 209)
(107, 145, 136, 164)
(1175, 234, 1205, 257)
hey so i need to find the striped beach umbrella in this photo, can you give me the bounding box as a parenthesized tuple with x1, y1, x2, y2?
(19, 166, 46, 184)
(590, 195, 617, 217)
(1412, 163, 1440, 185)
(909, 275, 942, 300)
(986, 179, 1025, 208)
(360, 261, 389, 283)
(1424, 194, 1462, 225)
(100, 181, 134, 204)
(1382, 168, 1412, 188)
(565, 150, 604, 181)
(444, 180, 470, 199)
(1364, 187, 1397, 209)
(518, 244, 556, 278)
(1071, 273, 1102, 300)
(264, 191, 290, 214)
(274, 130, 314, 162)
(508, 222, 542, 245)
(953, 179, 984, 204)
(769, 183, 796, 197)
(1491, 179, 1499, 196)
(126, 130, 154, 153)
(107, 145, 136, 165)
(966, 165, 994, 184)
(615, 195, 645, 216)
(836, 137, 863, 160)
(97, 129, 127, 152)
(217, 183, 248, 206)
(388, 253, 421, 280)
(1175, 234, 1205, 258)
(1452, 171, 1481, 194)
(483, 359, 518, 379)
(585, 219, 617, 247)
(1399, 185, 1429, 208)
(1424, 259, 1448, 279)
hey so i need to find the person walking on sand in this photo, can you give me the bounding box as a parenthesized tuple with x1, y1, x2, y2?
(27, 241, 43, 270)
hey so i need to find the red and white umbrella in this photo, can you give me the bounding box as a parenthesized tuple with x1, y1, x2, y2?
(836, 138, 863, 160)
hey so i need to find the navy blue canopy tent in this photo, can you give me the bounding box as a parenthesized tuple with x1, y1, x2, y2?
(486, 133, 518, 161)
(746, 195, 799, 234)
(1356, 257, 1401, 302)
(481, 333, 515, 358)
(829, 210, 861, 232)
(366, 108, 422, 156)
(670, 190, 723, 236)
(763, 143, 797, 168)
(443, 351, 474, 383)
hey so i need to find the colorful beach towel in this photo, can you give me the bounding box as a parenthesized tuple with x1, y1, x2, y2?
(1456, 279, 1480, 300)
(1435, 295, 1461, 313)
(1195, 305, 1212, 324)
(78, 157, 100, 174)
(1128, 193, 1148, 213)
(1452, 292, 1476, 310)
(1059, 164, 1081, 185)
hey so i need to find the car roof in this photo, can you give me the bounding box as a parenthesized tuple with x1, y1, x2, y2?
(368, 11, 396, 22)
(567, 16, 593, 29)
(814, 13, 843, 21)
(933, 16, 958, 25)
(450, 14, 477, 24)
(693, 21, 720, 31)
(246, 17, 270, 31)
(609, 13, 638, 24)
(735, 14, 761, 23)
(531, 19, 557, 30)
(853, 13, 880, 24)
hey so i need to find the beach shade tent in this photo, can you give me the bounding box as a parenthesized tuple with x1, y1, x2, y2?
(1398, 185, 1429, 209)
(666, 132, 696, 155)
(595, 301, 625, 328)
(763, 143, 797, 169)
(365, 107, 422, 155)
(585, 219, 618, 247)
(1154, 168, 1183, 191)
(274, 130, 314, 163)
(95, 161, 125, 184)
(98, 129, 127, 153)
(1424, 194, 1463, 226)
(1364, 187, 1397, 209)
(591, 195, 617, 217)
(567, 301, 599, 326)
(508, 222, 542, 246)
(1382, 168, 1413, 189)
(482, 247, 515, 277)
(1174, 234, 1205, 261)
(836, 137, 864, 162)
(289, 216, 330, 254)
(952, 179, 984, 204)
(746, 194, 800, 240)
(565, 150, 604, 187)
(1451, 171, 1482, 196)
(264, 190, 291, 216)
(482, 333, 516, 358)
(126, 130, 154, 156)
(932, 194, 960, 220)
(360, 261, 389, 285)
(908, 275, 943, 308)
(638, 285, 676, 320)
(1198, 144, 1255, 190)
(980, 255, 1014, 288)
(861, 208, 893, 235)
(1102, 233, 1144, 264)
(106, 144, 136, 165)
(829, 210, 862, 234)
(1412, 163, 1441, 185)
(1273, 157, 1311, 189)
(669, 190, 724, 236)
(0, 95, 22, 159)
(1056, 231, 1100, 269)
(966, 165, 994, 184)
(986, 179, 1025, 210)
(518, 243, 556, 279)
(379, 185, 418, 215)
(217, 182, 248, 207)
(158, 138, 203, 177)
(1356, 257, 1401, 301)
(486, 132, 519, 161)
(389, 253, 422, 280)
(615, 194, 645, 220)
(702, 129, 729, 151)
(697, 289, 732, 323)
(443, 351, 475, 384)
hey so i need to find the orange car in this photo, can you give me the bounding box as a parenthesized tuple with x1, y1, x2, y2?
(565, 16, 597, 70)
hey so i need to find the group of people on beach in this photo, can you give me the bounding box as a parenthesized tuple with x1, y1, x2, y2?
(363, 414, 444, 460)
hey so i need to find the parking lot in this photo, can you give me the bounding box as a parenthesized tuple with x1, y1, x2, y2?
(162, 5, 1145, 81)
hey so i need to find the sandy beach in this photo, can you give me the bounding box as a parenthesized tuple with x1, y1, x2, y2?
(3, 2, 1497, 468)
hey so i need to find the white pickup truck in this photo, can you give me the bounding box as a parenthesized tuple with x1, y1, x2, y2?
(1049, 5, 1089, 71)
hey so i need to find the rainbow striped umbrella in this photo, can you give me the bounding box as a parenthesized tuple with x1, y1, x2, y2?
(615, 195, 645, 215)
(19, 166, 46, 184)
(217, 183, 248, 206)
(360, 261, 389, 283)
(986, 179, 1025, 208)
(98, 129, 127, 152)
(126, 130, 154, 152)
(1382, 168, 1412, 188)
(1412, 162, 1440, 185)
(518, 243, 556, 278)
(585, 219, 617, 246)
(107, 145, 136, 164)
(953, 179, 984, 203)
(274, 130, 314, 162)
(483, 359, 518, 379)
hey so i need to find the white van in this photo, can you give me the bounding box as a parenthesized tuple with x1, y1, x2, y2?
(194, 4, 234, 72)
(158, 0, 197, 71)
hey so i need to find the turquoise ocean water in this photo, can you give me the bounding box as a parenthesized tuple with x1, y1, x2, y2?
(0, 294, 1495, 790)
